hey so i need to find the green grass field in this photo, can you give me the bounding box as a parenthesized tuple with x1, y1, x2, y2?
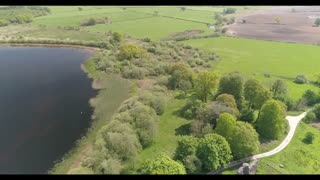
(257, 123, 320, 174)
(31, 6, 216, 40)
(184, 37, 320, 100)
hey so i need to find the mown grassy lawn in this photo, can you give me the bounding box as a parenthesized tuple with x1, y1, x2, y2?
(133, 95, 190, 169)
(184, 37, 320, 100)
(257, 123, 320, 174)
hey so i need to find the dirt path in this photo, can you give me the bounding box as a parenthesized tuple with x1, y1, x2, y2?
(208, 111, 308, 174)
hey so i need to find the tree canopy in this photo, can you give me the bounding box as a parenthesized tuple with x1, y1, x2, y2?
(194, 71, 219, 102)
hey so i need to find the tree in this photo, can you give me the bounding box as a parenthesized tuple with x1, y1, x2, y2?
(118, 42, 148, 60)
(215, 113, 237, 142)
(216, 94, 238, 110)
(180, 7, 186, 11)
(230, 121, 260, 159)
(302, 89, 319, 106)
(223, 7, 236, 14)
(275, 16, 280, 24)
(78, 7, 83, 11)
(256, 100, 286, 140)
(218, 72, 244, 104)
(314, 18, 320, 27)
(244, 79, 272, 110)
(196, 133, 232, 171)
(215, 113, 260, 159)
(113, 32, 123, 42)
(271, 79, 288, 100)
(175, 136, 199, 161)
(303, 112, 317, 123)
(194, 71, 219, 102)
(303, 132, 315, 144)
(141, 153, 186, 174)
(168, 63, 194, 92)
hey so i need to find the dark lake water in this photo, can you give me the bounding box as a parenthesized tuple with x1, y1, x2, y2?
(0, 47, 95, 174)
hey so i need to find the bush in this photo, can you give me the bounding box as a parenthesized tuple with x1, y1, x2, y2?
(313, 104, 320, 120)
(141, 153, 186, 174)
(80, 18, 96, 26)
(0, 19, 9, 27)
(303, 112, 317, 123)
(223, 7, 236, 14)
(303, 132, 315, 144)
(314, 18, 320, 27)
(302, 90, 319, 106)
(138, 92, 166, 115)
(180, 99, 203, 119)
(113, 32, 123, 42)
(294, 74, 308, 84)
(182, 155, 202, 173)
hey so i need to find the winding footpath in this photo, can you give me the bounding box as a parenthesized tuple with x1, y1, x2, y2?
(208, 111, 308, 174)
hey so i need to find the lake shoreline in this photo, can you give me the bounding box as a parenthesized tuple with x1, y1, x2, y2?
(0, 43, 101, 51)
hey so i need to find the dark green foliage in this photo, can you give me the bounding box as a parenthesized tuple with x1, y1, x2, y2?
(244, 79, 272, 110)
(218, 72, 244, 106)
(313, 104, 320, 120)
(175, 136, 199, 161)
(80, 18, 96, 26)
(223, 7, 236, 14)
(141, 153, 186, 174)
(294, 74, 308, 84)
(180, 99, 203, 119)
(302, 90, 320, 106)
(256, 100, 286, 140)
(303, 132, 315, 144)
(303, 112, 317, 123)
(271, 79, 288, 101)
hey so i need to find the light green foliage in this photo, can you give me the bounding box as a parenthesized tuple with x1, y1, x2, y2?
(194, 71, 219, 102)
(295, 74, 308, 84)
(231, 121, 260, 159)
(168, 63, 194, 92)
(215, 113, 260, 159)
(118, 42, 148, 60)
(303, 112, 317, 123)
(0, 19, 8, 26)
(256, 100, 286, 140)
(113, 32, 122, 42)
(216, 94, 238, 110)
(141, 153, 186, 174)
(98, 158, 123, 174)
(215, 113, 237, 142)
(196, 133, 233, 171)
(138, 92, 166, 115)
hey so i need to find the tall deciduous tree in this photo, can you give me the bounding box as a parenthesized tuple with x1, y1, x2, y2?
(271, 79, 288, 100)
(256, 99, 286, 140)
(195, 71, 219, 102)
(244, 79, 272, 111)
(196, 133, 232, 171)
(218, 72, 244, 106)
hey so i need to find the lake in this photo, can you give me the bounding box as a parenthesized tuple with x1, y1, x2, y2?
(0, 47, 95, 174)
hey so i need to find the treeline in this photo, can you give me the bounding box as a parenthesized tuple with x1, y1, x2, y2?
(0, 6, 51, 27)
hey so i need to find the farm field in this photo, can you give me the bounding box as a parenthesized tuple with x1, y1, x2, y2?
(184, 37, 320, 100)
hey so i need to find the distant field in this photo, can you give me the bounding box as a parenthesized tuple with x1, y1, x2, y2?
(84, 16, 212, 40)
(184, 37, 320, 99)
(31, 6, 217, 40)
(257, 123, 320, 174)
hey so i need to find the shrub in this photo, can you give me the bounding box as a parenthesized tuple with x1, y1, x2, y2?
(80, 18, 96, 26)
(181, 99, 204, 119)
(303, 112, 317, 123)
(303, 132, 315, 144)
(113, 32, 123, 42)
(0, 19, 9, 27)
(313, 104, 320, 120)
(141, 153, 186, 174)
(98, 158, 123, 174)
(223, 7, 236, 14)
(294, 74, 308, 84)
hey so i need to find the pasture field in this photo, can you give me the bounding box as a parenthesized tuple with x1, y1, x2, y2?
(184, 37, 320, 100)
(31, 6, 216, 40)
(257, 123, 320, 174)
